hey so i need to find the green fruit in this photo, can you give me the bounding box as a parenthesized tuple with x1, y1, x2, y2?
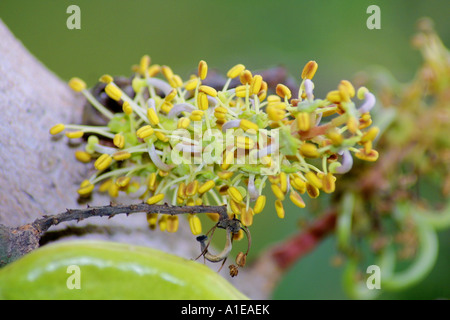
(0, 240, 248, 300)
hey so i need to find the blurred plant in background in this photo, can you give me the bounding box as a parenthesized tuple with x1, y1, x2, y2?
(333, 18, 450, 299)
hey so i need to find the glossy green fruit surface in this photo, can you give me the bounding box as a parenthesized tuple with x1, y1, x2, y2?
(0, 240, 247, 300)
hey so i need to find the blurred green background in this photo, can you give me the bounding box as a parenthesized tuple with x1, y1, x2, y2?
(1, 0, 449, 299)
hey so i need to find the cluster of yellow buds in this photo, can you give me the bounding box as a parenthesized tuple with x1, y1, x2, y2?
(50, 55, 379, 235)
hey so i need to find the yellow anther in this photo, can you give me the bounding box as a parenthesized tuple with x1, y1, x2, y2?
(267, 106, 286, 121)
(339, 80, 355, 99)
(275, 200, 285, 219)
(306, 183, 320, 198)
(360, 126, 380, 143)
(214, 106, 228, 114)
(239, 70, 253, 85)
(241, 207, 254, 227)
(77, 180, 94, 196)
(161, 65, 174, 80)
(198, 180, 215, 194)
(301, 60, 318, 80)
(236, 136, 255, 149)
(296, 112, 311, 131)
(188, 214, 202, 235)
(122, 101, 133, 115)
(155, 131, 169, 142)
(112, 151, 131, 161)
(190, 110, 204, 121)
(300, 143, 320, 158)
(268, 175, 280, 184)
(240, 119, 259, 132)
(113, 134, 125, 149)
(364, 140, 373, 154)
(235, 85, 248, 98)
(148, 172, 157, 191)
(108, 183, 119, 198)
(186, 180, 199, 197)
(250, 75, 263, 95)
(261, 155, 272, 167)
(326, 90, 342, 104)
(357, 86, 369, 100)
(139, 55, 151, 75)
(148, 64, 161, 77)
(160, 101, 173, 114)
(198, 60, 208, 80)
(99, 74, 114, 84)
(165, 89, 177, 102)
(322, 172, 336, 194)
(272, 102, 287, 110)
(105, 83, 123, 101)
(75, 150, 91, 163)
(280, 172, 288, 193)
(147, 108, 160, 125)
(136, 125, 154, 139)
(230, 199, 242, 216)
(146, 213, 158, 230)
(254, 195, 266, 214)
(184, 78, 199, 91)
(177, 182, 186, 199)
(68, 77, 86, 92)
(258, 89, 267, 102)
(49, 124, 65, 135)
(347, 116, 359, 134)
(221, 150, 234, 170)
(327, 128, 343, 146)
(199, 85, 218, 97)
(228, 186, 244, 203)
(271, 183, 285, 200)
(267, 95, 281, 103)
(289, 190, 306, 208)
(186, 198, 196, 206)
(359, 112, 372, 129)
(116, 176, 131, 188)
(94, 154, 112, 171)
(227, 64, 245, 79)
(206, 212, 220, 222)
(65, 131, 84, 139)
(177, 117, 191, 129)
(168, 75, 183, 88)
(98, 179, 113, 193)
(197, 92, 209, 110)
(354, 149, 379, 162)
(147, 193, 165, 205)
(167, 215, 179, 233)
(305, 171, 323, 189)
(291, 176, 306, 194)
(158, 215, 168, 232)
(218, 171, 234, 180)
(276, 84, 292, 99)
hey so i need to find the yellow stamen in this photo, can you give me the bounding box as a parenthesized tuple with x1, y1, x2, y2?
(289, 190, 306, 208)
(113, 134, 125, 149)
(227, 64, 245, 79)
(301, 61, 318, 80)
(305, 171, 323, 189)
(147, 193, 165, 204)
(198, 180, 216, 194)
(296, 112, 311, 131)
(250, 75, 263, 95)
(112, 151, 131, 161)
(276, 84, 292, 99)
(240, 119, 259, 132)
(188, 214, 202, 235)
(241, 207, 254, 227)
(75, 150, 91, 163)
(105, 83, 123, 101)
(147, 108, 160, 125)
(68, 77, 86, 92)
(254, 195, 266, 214)
(275, 200, 285, 219)
(49, 124, 65, 135)
(177, 117, 191, 129)
(199, 85, 218, 97)
(197, 92, 209, 110)
(198, 60, 208, 80)
(94, 154, 112, 171)
(186, 180, 199, 197)
(300, 143, 320, 158)
(77, 180, 94, 196)
(65, 131, 84, 139)
(122, 101, 133, 115)
(116, 176, 131, 188)
(228, 186, 244, 203)
(136, 125, 154, 139)
(167, 215, 179, 233)
(271, 183, 285, 200)
(146, 213, 158, 230)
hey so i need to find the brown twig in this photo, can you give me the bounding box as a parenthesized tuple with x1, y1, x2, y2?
(0, 203, 228, 267)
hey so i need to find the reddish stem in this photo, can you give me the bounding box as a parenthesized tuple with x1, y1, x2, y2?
(270, 211, 337, 270)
